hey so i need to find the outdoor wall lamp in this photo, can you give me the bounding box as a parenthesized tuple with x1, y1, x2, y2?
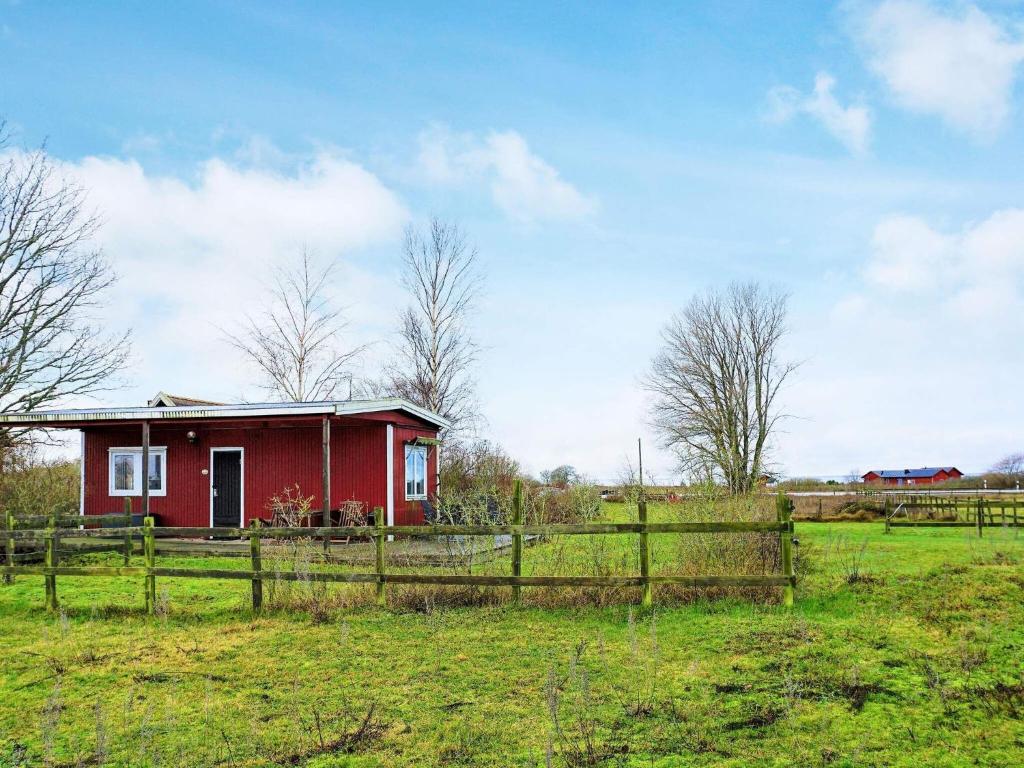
(186, 430, 198, 444)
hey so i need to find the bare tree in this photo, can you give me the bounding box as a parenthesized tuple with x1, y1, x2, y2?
(0, 124, 130, 448)
(643, 282, 797, 494)
(381, 218, 481, 433)
(226, 250, 365, 402)
(990, 452, 1024, 476)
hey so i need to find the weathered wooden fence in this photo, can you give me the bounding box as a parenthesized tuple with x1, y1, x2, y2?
(1, 491, 797, 614)
(885, 496, 1022, 536)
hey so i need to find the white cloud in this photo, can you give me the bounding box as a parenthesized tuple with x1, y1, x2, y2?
(416, 126, 597, 222)
(20, 147, 409, 403)
(857, 0, 1024, 137)
(864, 208, 1024, 315)
(765, 72, 871, 153)
(863, 214, 953, 291)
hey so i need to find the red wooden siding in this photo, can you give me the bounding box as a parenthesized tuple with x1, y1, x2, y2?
(331, 424, 387, 515)
(82, 414, 438, 526)
(392, 425, 438, 525)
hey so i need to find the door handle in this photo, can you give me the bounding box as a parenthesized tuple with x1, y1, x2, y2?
(213, 488, 218, 497)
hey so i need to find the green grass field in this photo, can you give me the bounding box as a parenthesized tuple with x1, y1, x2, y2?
(1, 516, 1023, 767)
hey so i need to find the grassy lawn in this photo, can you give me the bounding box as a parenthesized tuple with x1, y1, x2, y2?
(1, 514, 1023, 767)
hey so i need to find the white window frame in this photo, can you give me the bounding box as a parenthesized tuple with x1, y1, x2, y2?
(404, 444, 428, 501)
(108, 446, 168, 497)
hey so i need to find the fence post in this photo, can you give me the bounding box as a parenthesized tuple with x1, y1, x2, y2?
(777, 493, 794, 608)
(4, 509, 13, 585)
(1014, 498, 1019, 529)
(44, 521, 58, 613)
(373, 506, 386, 607)
(249, 519, 263, 613)
(884, 496, 890, 534)
(638, 496, 652, 608)
(123, 497, 133, 566)
(976, 498, 983, 538)
(144, 515, 156, 614)
(511, 479, 523, 606)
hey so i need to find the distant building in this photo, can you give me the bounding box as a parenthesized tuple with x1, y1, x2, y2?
(861, 467, 963, 486)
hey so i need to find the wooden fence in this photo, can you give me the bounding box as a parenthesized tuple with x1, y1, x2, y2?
(885, 496, 1022, 536)
(1, 489, 797, 614)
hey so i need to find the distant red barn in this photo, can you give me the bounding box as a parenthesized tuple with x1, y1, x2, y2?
(861, 467, 963, 486)
(0, 394, 448, 527)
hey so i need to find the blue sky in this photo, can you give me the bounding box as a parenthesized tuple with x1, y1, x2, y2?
(2, 1, 1023, 481)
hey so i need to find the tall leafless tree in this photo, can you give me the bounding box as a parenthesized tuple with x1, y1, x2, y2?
(226, 250, 365, 402)
(0, 124, 130, 450)
(643, 282, 797, 494)
(381, 218, 481, 434)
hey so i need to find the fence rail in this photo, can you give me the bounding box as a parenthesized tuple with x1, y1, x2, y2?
(1, 487, 797, 614)
(884, 496, 1022, 536)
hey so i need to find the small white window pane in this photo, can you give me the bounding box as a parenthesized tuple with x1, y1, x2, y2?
(416, 450, 426, 496)
(405, 446, 428, 499)
(148, 453, 163, 491)
(114, 454, 135, 491)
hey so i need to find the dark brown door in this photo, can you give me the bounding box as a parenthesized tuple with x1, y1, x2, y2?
(212, 450, 242, 527)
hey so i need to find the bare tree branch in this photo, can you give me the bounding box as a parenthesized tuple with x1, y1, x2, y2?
(378, 218, 482, 436)
(643, 282, 797, 494)
(225, 249, 366, 402)
(0, 124, 131, 451)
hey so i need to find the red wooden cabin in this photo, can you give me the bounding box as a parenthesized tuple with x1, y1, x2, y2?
(0, 394, 447, 527)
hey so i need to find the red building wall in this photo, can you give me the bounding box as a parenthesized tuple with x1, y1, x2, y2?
(83, 415, 439, 526)
(863, 469, 962, 486)
(392, 425, 439, 525)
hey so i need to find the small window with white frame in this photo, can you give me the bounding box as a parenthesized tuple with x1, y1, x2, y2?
(405, 444, 428, 500)
(108, 447, 167, 496)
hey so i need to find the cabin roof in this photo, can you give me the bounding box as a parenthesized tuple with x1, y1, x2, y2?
(0, 397, 450, 430)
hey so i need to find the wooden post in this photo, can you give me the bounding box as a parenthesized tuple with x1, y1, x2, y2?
(511, 479, 523, 605)
(884, 496, 890, 534)
(43, 519, 58, 612)
(638, 497, 652, 607)
(249, 519, 263, 613)
(322, 416, 331, 555)
(976, 498, 983, 538)
(777, 493, 794, 608)
(1014, 498, 1019, 528)
(123, 497, 133, 566)
(144, 515, 156, 614)
(373, 506, 386, 606)
(4, 509, 13, 585)
(141, 421, 150, 519)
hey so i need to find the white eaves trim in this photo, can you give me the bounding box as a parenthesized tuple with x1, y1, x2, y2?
(0, 397, 450, 431)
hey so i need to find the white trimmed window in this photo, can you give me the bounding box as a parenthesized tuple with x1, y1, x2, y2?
(404, 444, 428, 500)
(108, 447, 167, 496)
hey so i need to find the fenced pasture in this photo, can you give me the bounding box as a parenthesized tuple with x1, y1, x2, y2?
(1, 520, 1022, 767)
(1, 491, 797, 615)
(885, 494, 1024, 536)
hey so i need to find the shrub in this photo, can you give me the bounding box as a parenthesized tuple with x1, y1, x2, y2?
(439, 439, 520, 496)
(0, 449, 79, 519)
(533, 484, 601, 525)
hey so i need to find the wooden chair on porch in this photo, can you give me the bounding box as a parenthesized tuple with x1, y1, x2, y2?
(336, 500, 367, 544)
